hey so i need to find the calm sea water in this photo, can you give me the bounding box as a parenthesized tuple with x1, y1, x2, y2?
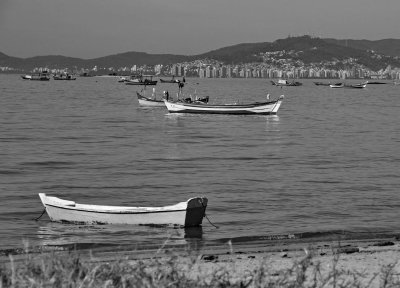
(0, 74, 399, 253)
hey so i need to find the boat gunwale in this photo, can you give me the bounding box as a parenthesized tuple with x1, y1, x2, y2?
(165, 110, 278, 115)
(44, 203, 188, 215)
(39, 193, 206, 214)
(164, 98, 282, 109)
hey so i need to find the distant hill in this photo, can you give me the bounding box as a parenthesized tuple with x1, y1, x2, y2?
(1, 36, 400, 72)
(0, 52, 25, 68)
(84, 52, 192, 68)
(196, 42, 271, 64)
(324, 38, 400, 58)
(196, 36, 400, 70)
(0, 51, 192, 71)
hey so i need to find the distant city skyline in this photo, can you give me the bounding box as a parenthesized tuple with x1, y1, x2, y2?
(1, 0, 400, 59)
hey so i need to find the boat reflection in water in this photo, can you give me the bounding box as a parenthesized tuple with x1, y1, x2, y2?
(36, 222, 204, 254)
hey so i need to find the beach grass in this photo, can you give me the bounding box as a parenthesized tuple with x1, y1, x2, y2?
(1, 244, 400, 288)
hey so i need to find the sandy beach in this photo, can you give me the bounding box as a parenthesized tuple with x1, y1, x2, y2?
(178, 239, 400, 287)
(2, 236, 400, 287)
(83, 236, 400, 287)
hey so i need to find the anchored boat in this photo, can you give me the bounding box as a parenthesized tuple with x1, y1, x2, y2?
(345, 81, 368, 89)
(125, 75, 157, 86)
(329, 83, 344, 88)
(163, 95, 284, 115)
(38, 193, 208, 227)
(136, 91, 165, 106)
(271, 79, 302, 86)
(21, 71, 51, 81)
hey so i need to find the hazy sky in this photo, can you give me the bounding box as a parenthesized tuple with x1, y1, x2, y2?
(1, 0, 399, 59)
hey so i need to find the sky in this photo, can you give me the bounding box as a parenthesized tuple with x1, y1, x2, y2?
(1, 0, 400, 59)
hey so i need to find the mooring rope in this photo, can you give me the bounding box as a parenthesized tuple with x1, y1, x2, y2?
(33, 208, 46, 221)
(204, 213, 219, 229)
(200, 198, 219, 229)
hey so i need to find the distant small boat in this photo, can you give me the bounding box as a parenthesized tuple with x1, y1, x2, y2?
(38, 193, 208, 227)
(314, 81, 331, 86)
(160, 76, 181, 83)
(125, 75, 157, 86)
(136, 90, 208, 107)
(345, 81, 368, 89)
(271, 79, 302, 86)
(53, 74, 76, 80)
(164, 95, 283, 115)
(329, 83, 344, 88)
(21, 71, 50, 81)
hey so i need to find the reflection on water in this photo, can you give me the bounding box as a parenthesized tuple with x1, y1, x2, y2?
(264, 115, 280, 131)
(36, 222, 204, 252)
(184, 226, 203, 239)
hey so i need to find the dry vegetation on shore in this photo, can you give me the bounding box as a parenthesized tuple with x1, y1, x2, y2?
(1, 240, 400, 287)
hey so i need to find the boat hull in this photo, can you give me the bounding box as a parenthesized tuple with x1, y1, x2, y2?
(314, 82, 331, 86)
(345, 81, 368, 89)
(164, 96, 283, 115)
(329, 84, 344, 88)
(39, 193, 207, 227)
(346, 84, 367, 89)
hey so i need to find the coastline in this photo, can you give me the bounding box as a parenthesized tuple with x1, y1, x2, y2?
(2, 233, 400, 261)
(2, 236, 400, 287)
(171, 238, 400, 287)
(130, 237, 400, 287)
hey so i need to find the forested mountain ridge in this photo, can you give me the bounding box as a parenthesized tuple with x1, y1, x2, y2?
(1, 36, 399, 72)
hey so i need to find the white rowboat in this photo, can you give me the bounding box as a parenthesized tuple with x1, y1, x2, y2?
(136, 92, 165, 106)
(329, 83, 344, 88)
(271, 79, 302, 86)
(163, 96, 284, 115)
(38, 193, 208, 227)
(345, 81, 368, 89)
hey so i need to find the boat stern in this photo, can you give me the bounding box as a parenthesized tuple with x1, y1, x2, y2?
(184, 197, 208, 227)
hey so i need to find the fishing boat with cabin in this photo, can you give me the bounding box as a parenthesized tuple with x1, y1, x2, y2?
(21, 71, 51, 81)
